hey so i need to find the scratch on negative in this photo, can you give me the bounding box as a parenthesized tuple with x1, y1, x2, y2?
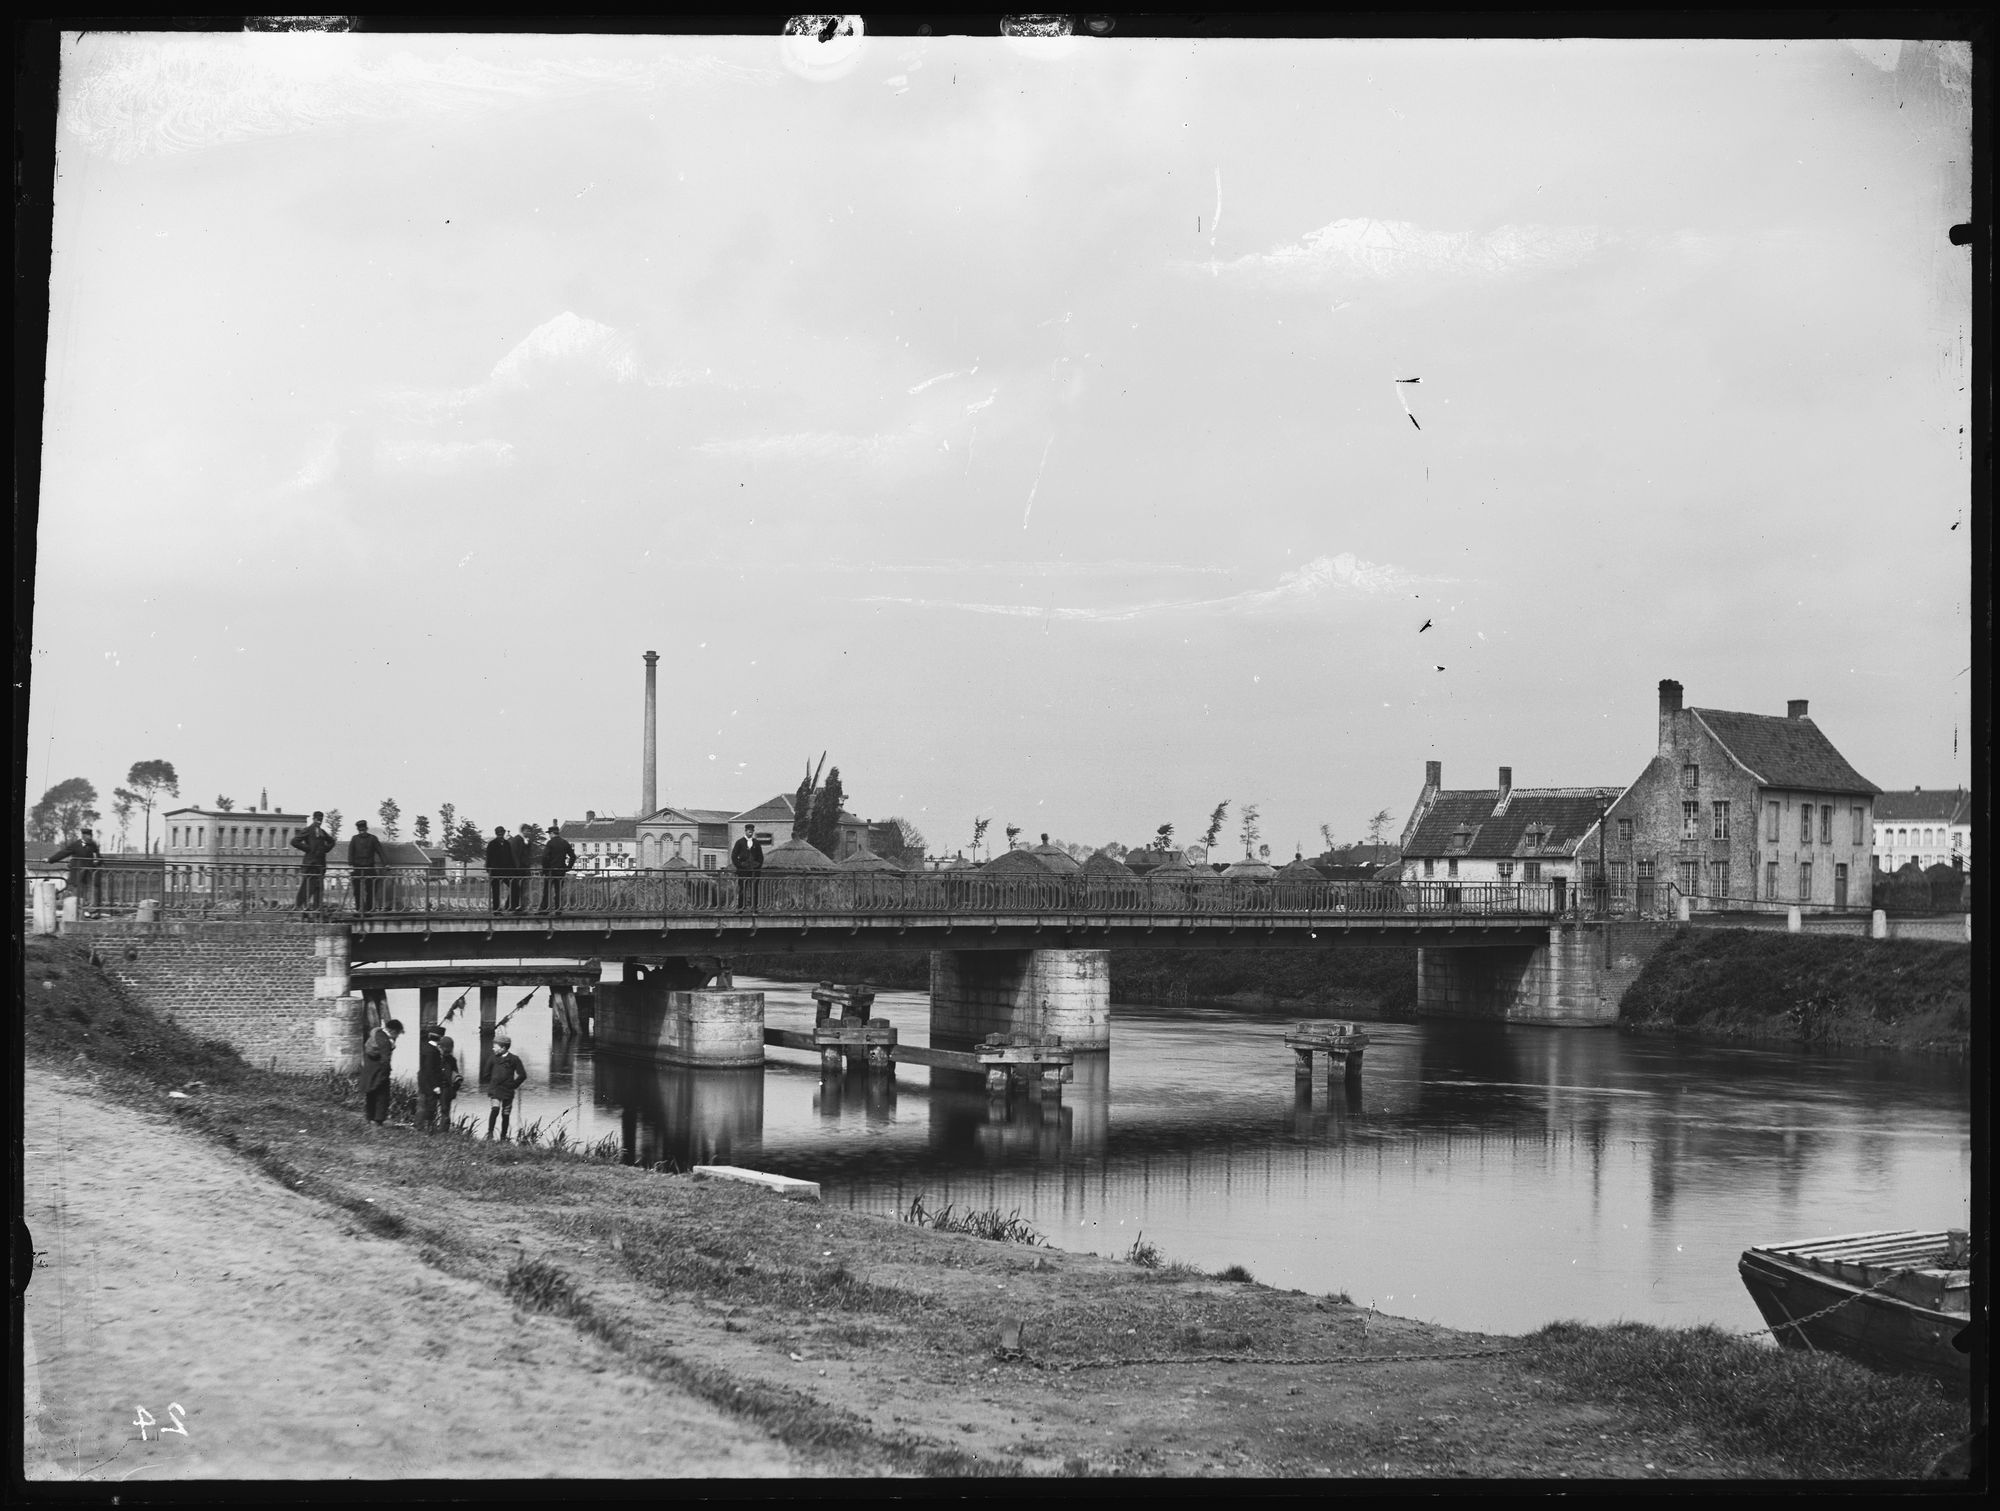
(1024, 435, 1055, 527)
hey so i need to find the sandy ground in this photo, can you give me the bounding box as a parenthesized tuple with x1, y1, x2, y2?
(20, 1070, 803, 1481)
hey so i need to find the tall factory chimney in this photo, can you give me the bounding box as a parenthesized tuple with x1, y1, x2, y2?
(641, 650, 660, 817)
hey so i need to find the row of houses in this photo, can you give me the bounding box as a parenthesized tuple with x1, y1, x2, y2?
(1395, 678, 1974, 912)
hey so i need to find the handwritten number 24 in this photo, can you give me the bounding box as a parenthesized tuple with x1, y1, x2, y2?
(133, 1403, 188, 1440)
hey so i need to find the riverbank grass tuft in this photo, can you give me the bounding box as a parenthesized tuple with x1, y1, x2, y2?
(1521, 1320, 1966, 1479)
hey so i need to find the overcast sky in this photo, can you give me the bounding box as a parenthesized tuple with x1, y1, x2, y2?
(28, 29, 1972, 857)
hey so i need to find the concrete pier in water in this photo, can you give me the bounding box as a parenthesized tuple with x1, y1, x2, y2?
(929, 948, 1110, 1051)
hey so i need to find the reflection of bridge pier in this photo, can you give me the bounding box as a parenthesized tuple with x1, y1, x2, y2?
(595, 1054, 764, 1169)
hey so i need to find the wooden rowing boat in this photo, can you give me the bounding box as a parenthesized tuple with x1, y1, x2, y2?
(1738, 1229, 1971, 1393)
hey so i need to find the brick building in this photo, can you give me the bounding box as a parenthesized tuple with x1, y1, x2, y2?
(1399, 765, 1621, 892)
(162, 801, 312, 871)
(634, 793, 874, 870)
(1873, 787, 1973, 873)
(563, 812, 642, 871)
(635, 806, 737, 870)
(1580, 680, 1879, 911)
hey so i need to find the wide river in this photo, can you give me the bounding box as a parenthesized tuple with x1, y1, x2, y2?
(382, 979, 1971, 1338)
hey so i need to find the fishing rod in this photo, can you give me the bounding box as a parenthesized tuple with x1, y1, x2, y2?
(492, 985, 541, 1032)
(441, 988, 471, 1023)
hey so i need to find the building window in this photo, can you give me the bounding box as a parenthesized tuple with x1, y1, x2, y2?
(1497, 861, 1515, 881)
(1712, 801, 1730, 840)
(1682, 801, 1700, 839)
(1798, 861, 1813, 901)
(1637, 858, 1655, 893)
(1952, 831, 1963, 852)
(171, 827, 179, 847)
(1820, 805, 1833, 845)
(1617, 818, 1633, 845)
(1423, 859, 1435, 879)
(1446, 859, 1459, 879)
(1799, 805, 1813, 844)
(1852, 806, 1865, 844)
(1682, 764, 1699, 792)
(1715, 861, 1731, 900)
(1523, 860, 1541, 882)
(1610, 860, 1628, 890)
(1767, 802, 1780, 842)
(1835, 863, 1849, 908)
(1765, 861, 1778, 900)
(1679, 859, 1701, 896)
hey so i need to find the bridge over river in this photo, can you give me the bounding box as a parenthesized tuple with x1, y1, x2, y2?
(50, 863, 1686, 1077)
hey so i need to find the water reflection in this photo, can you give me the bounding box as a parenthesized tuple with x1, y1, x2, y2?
(376, 978, 1969, 1336)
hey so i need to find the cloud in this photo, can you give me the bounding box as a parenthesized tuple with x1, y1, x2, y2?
(376, 438, 516, 475)
(857, 552, 1438, 621)
(60, 33, 777, 162)
(1199, 217, 1612, 291)
(693, 430, 910, 463)
(386, 312, 704, 420)
(284, 423, 341, 491)
(821, 558, 1228, 576)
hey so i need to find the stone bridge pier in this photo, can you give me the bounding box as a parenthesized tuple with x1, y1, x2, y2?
(929, 948, 1111, 1051)
(1416, 922, 1676, 1025)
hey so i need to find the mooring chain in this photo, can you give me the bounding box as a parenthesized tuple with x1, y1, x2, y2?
(1005, 1344, 1521, 1373)
(1736, 1268, 1910, 1343)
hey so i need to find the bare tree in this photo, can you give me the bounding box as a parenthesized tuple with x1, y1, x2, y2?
(1319, 822, 1334, 851)
(971, 816, 991, 860)
(326, 808, 344, 841)
(1203, 800, 1230, 848)
(1366, 808, 1396, 846)
(1005, 824, 1022, 851)
(377, 797, 402, 840)
(1239, 803, 1262, 858)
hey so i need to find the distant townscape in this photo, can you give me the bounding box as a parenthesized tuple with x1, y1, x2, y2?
(24, 671, 1973, 918)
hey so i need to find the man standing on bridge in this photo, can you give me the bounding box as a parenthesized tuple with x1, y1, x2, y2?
(731, 824, 765, 911)
(48, 827, 103, 914)
(539, 821, 576, 913)
(348, 818, 385, 914)
(485, 826, 514, 913)
(291, 812, 335, 911)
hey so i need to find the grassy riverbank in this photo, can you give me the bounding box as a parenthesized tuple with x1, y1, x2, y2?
(23, 935, 1969, 1479)
(1618, 929, 1972, 1055)
(737, 946, 1418, 1019)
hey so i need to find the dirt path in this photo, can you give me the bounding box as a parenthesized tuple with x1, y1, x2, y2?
(20, 1069, 805, 1481)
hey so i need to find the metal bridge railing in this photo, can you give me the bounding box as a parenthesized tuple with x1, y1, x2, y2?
(41, 865, 1655, 923)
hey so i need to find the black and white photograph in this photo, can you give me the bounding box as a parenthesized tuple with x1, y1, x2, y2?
(17, 15, 1979, 1485)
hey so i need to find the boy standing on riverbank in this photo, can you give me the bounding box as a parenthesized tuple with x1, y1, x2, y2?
(437, 1033, 463, 1132)
(485, 1031, 527, 1141)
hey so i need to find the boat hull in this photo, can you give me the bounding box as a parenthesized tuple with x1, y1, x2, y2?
(1739, 1250, 1969, 1393)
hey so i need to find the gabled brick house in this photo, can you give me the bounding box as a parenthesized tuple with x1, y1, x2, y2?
(1579, 680, 1879, 911)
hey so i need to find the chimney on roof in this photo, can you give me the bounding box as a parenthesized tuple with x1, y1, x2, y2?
(1787, 699, 1809, 720)
(1658, 679, 1684, 754)
(586, 809, 596, 823)
(1499, 767, 1512, 798)
(1425, 760, 1441, 793)
(260, 788, 268, 812)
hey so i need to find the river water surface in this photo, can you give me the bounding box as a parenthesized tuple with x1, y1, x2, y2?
(384, 979, 1970, 1338)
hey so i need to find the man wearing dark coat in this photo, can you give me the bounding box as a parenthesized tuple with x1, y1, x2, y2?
(509, 825, 533, 913)
(416, 1023, 446, 1131)
(485, 827, 514, 913)
(48, 828, 104, 912)
(362, 1018, 404, 1126)
(349, 819, 385, 914)
(539, 822, 577, 913)
(731, 826, 760, 911)
(291, 812, 335, 911)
